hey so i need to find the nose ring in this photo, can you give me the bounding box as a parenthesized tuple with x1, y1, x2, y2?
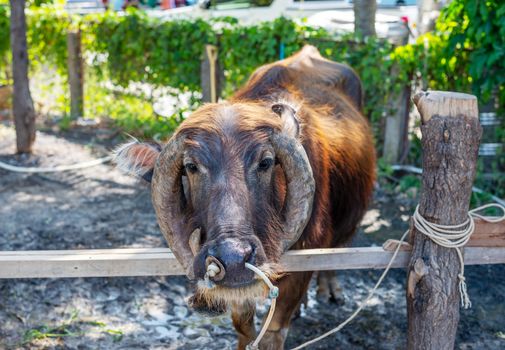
(205, 256, 225, 282)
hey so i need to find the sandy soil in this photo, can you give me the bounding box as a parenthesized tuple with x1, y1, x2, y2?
(0, 122, 504, 350)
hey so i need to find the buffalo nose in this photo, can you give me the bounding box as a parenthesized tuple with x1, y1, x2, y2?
(205, 238, 255, 286)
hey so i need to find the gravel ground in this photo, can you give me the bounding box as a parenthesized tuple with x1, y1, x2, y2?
(0, 123, 504, 350)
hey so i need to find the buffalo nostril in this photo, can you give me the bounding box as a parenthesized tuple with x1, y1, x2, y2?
(244, 245, 255, 264)
(205, 255, 225, 282)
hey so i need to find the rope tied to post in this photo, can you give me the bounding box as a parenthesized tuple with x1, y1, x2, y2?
(412, 203, 505, 309)
(291, 202, 505, 349)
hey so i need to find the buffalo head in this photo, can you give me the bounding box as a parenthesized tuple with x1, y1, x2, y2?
(114, 102, 315, 304)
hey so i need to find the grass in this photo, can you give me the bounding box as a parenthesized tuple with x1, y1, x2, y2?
(20, 310, 124, 346)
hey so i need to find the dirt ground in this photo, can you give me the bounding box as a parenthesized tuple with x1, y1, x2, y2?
(0, 122, 504, 350)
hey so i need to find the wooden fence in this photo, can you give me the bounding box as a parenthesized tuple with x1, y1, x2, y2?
(0, 246, 503, 279)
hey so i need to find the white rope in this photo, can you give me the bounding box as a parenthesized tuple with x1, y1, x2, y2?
(291, 202, 505, 349)
(413, 203, 505, 308)
(291, 229, 409, 350)
(244, 262, 279, 350)
(0, 156, 112, 173)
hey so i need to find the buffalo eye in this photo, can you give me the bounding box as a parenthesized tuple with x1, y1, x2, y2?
(258, 158, 274, 171)
(185, 162, 198, 174)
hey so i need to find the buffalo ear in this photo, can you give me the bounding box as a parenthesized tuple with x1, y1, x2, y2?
(271, 103, 300, 138)
(113, 139, 162, 182)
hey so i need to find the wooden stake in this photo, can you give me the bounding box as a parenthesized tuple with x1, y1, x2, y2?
(200, 44, 221, 103)
(67, 30, 84, 119)
(383, 67, 411, 163)
(407, 91, 481, 350)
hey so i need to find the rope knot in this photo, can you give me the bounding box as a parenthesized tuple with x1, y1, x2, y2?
(268, 286, 279, 299)
(412, 203, 505, 310)
(290, 202, 504, 349)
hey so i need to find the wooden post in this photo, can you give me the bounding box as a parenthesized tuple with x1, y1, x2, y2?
(383, 80, 411, 163)
(406, 91, 482, 350)
(67, 30, 84, 119)
(200, 44, 222, 103)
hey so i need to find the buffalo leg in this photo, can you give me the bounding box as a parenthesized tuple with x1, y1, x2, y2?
(259, 271, 313, 350)
(316, 270, 344, 304)
(231, 300, 256, 350)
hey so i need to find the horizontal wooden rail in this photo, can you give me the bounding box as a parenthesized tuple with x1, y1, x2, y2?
(1, 246, 504, 279)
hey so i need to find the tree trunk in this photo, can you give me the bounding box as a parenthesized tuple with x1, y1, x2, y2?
(354, 0, 377, 37)
(407, 91, 482, 349)
(10, 0, 36, 154)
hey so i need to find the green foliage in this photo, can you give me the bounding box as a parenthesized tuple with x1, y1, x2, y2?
(84, 9, 216, 90)
(0, 5, 9, 57)
(2, 3, 504, 114)
(0, 3, 503, 197)
(418, 0, 505, 197)
(83, 74, 188, 139)
(398, 175, 421, 193)
(0, 4, 10, 83)
(219, 17, 306, 91)
(16, 10, 405, 143)
(26, 7, 73, 74)
(436, 0, 505, 104)
(27, 0, 56, 7)
(377, 158, 394, 177)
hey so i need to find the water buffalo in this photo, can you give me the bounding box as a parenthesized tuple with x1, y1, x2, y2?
(114, 45, 376, 349)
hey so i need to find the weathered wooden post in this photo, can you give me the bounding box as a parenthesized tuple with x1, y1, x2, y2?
(407, 91, 482, 349)
(200, 44, 222, 103)
(383, 81, 411, 163)
(67, 30, 84, 119)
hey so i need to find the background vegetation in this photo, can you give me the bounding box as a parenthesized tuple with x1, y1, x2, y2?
(0, 0, 503, 198)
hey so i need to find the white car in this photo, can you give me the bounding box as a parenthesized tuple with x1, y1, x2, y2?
(306, 10, 413, 45)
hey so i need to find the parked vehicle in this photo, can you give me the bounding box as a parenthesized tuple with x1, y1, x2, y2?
(306, 10, 412, 45)
(151, 0, 416, 44)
